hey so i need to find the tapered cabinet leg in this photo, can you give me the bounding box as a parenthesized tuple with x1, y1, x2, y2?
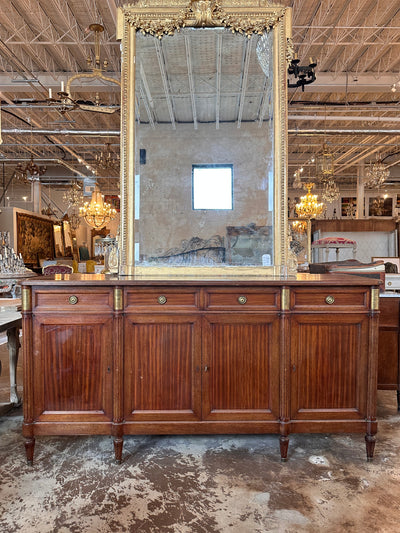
(365, 434, 376, 462)
(279, 435, 289, 461)
(397, 390, 400, 412)
(25, 437, 35, 466)
(114, 437, 123, 464)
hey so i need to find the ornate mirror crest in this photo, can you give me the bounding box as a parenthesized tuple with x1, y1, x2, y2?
(117, 1, 292, 276)
(124, 1, 287, 38)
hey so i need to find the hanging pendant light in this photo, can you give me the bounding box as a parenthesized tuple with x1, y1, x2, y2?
(63, 181, 84, 207)
(95, 142, 119, 173)
(322, 178, 340, 203)
(315, 143, 334, 182)
(79, 183, 117, 229)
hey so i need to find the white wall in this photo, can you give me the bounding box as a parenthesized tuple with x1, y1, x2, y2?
(137, 121, 274, 259)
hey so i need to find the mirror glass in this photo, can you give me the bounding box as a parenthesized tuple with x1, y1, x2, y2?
(134, 27, 275, 267)
(53, 224, 64, 257)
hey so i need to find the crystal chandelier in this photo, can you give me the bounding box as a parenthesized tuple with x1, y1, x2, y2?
(13, 155, 47, 183)
(95, 143, 119, 172)
(63, 181, 84, 208)
(295, 182, 325, 219)
(316, 143, 334, 182)
(364, 155, 390, 188)
(322, 178, 340, 203)
(79, 183, 117, 229)
(68, 211, 81, 232)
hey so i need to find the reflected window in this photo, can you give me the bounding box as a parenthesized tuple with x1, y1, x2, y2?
(192, 164, 233, 210)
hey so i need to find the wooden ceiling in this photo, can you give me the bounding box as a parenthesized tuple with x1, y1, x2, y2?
(0, 0, 399, 197)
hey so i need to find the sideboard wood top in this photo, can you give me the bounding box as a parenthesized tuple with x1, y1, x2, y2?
(20, 272, 381, 287)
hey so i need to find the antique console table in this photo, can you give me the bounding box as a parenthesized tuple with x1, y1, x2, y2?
(0, 301, 22, 414)
(21, 273, 380, 464)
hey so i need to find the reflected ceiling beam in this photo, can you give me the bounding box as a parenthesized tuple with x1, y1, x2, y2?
(258, 82, 273, 126)
(215, 32, 222, 130)
(154, 39, 176, 130)
(237, 40, 251, 128)
(139, 84, 155, 129)
(106, 0, 118, 28)
(184, 34, 198, 130)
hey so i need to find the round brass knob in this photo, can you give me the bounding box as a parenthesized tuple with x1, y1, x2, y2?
(68, 295, 78, 305)
(325, 295, 335, 305)
(238, 295, 247, 305)
(158, 295, 167, 305)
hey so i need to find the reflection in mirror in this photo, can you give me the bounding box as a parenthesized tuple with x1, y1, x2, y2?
(62, 220, 73, 256)
(53, 224, 64, 258)
(134, 27, 274, 267)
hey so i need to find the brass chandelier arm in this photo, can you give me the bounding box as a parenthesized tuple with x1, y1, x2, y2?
(65, 71, 121, 97)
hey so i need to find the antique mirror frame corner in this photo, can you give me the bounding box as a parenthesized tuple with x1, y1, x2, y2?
(117, 1, 292, 276)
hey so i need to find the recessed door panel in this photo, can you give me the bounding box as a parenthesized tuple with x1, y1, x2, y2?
(290, 314, 369, 420)
(124, 314, 202, 421)
(33, 316, 113, 421)
(202, 314, 280, 421)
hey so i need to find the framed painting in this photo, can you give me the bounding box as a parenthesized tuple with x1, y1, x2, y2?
(17, 212, 55, 265)
(341, 197, 357, 217)
(368, 197, 392, 217)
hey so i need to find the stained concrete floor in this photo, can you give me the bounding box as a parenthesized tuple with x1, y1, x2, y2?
(1, 344, 400, 532)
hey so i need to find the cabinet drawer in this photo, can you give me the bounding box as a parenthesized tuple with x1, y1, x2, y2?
(205, 288, 280, 310)
(291, 288, 369, 311)
(33, 289, 114, 312)
(125, 288, 199, 310)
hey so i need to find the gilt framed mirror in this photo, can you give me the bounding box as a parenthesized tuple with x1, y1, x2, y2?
(117, 1, 292, 276)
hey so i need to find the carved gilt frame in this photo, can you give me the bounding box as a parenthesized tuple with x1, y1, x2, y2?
(117, 0, 292, 276)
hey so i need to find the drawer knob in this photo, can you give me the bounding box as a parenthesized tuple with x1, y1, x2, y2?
(238, 295, 247, 305)
(68, 295, 78, 305)
(158, 295, 167, 305)
(325, 295, 335, 305)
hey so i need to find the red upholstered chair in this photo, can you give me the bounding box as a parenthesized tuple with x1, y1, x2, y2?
(42, 264, 73, 275)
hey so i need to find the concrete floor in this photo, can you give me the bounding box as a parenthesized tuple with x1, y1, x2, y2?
(1, 344, 400, 532)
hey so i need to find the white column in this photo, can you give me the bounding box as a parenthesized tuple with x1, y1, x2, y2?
(356, 161, 365, 219)
(31, 181, 41, 214)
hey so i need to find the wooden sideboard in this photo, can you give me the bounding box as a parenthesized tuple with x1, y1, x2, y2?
(378, 294, 400, 410)
(21, 273, 380, 464)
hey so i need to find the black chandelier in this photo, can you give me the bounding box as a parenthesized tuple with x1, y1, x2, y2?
(288, 55, 317, 92)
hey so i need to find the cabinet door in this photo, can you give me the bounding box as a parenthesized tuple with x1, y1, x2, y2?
(124, 314, 202, 421)
(202, 314, 280, 421)
(32, 314, 113, 423)
(378, 297, 399, 390)
(290, 314, 371, 421)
